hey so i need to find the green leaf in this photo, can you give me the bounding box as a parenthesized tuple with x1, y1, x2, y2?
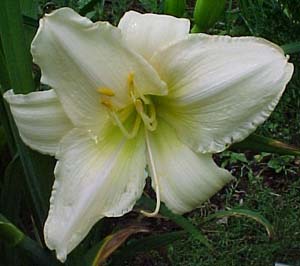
(0, 214, 24, 246)
(14, 136, 55, 230)
(281, 42, 300, 54)
(0, 39, 16, 155)
(204, 208, 274, 238)
(79, 0, 99, 16)
(20, 0, 39, 19)
(0, 0, 54, 231)
(137, 195, 212, 249)
(85, 225, 150, 266)
(258, 0, 264, 6)
(0, 155, 24, 221)
(164, 0, 186, 17)
(1, 97, 54, 230)
(0, 0, 35, 94)
(0, 213, 61, 266)
(193, 0, 226, 32)
(0, 126, 6, 153)
(267, 155, 294, 173)
(230, 134, 300, 156)
(111, 231, 186, 266)
(0, 39, 11, 92)
(0, 94, 16, 155)
(22, 15, 39, 28)
(138, 0, 159, 12)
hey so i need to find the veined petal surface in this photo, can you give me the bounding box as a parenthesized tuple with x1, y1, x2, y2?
(4, 89, 73, 155)
(44, 126, 146, 262)
(31, 8, 166, 128)
(151, 34, 294, 153)
(118, 11, 190, 60)
(148, 120, 232, 214)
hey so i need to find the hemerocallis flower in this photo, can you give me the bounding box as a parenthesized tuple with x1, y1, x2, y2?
(4, 8, 293, 262)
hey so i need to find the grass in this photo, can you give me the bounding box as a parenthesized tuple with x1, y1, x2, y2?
(168, 154, 300, 266)
(122, 150, 300, 265)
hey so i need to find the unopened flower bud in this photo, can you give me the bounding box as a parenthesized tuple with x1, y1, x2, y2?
(193, 0, 226, 32)
(164, 0, 186, 17)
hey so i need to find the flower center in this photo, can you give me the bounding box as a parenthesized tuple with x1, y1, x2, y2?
(97, 73, 161, 218)
(97, 72, 158, 139)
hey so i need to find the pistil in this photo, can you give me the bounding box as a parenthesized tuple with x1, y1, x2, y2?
(141, 128, 161, 217)
(109, 111, 141, 139)
(97, 75, 161, 217)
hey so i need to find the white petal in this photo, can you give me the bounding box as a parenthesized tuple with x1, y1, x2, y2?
(151, 34, 294, 153)
(31, 8, 166, 128)
(44, 126, 146, 262)
(148, 120, 232, 214)
(118, 11, 190, 60)
(4, 89, 73, 155)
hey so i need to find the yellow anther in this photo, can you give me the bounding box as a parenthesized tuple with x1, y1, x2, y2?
(101, 99, 113, 110)
(127, 72, 134, 88)
(97, 87, 115, 96)
(135, 99, 144, 113)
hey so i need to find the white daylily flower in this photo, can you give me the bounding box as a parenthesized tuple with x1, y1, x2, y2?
(4, 8, 293, 262)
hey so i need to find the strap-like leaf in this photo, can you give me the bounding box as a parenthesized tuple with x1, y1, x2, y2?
(0, 40, 11, 92)
(137, 195, 212, 249)
(20, 0, 39, 19)
(0, 214, 24, 246)
(22, 15, 39, 28)
(231, 134, 300, 156)
(0, 0, 54, 231)
(281, 42, 300, 54)
(164, 0, 186, 17)
(0, 213, 60, 265)
(192, 0, 226, 32)
(85, 225, 150, 266)
(111, 231, 186, 266)
(0, 155, 24, 221)
(0, 94, 16, 154)
(0, 0, 35, 94)
(79, 0, 99, 16)
(204, 208, 274, 238)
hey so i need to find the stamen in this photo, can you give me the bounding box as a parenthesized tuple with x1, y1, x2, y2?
(101, 99, 113, 110)
(127, 72, 134, 88)
(97, 87, 115, 96)
(148, 103, 157, 123)
(141, 129, 161, 217)
(135, 101, 157, 131)
(110, 111, 141, 139)
(135, 99, 144, 113)
(139, 113, 156, 131)
(127, 72, 151, 105)
(139, 94, 151, 105)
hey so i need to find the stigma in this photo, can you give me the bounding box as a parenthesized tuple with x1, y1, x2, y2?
(97, 73, 158, 137)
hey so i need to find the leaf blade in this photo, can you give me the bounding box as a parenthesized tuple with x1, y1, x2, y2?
(111, 231, 186, 266)
(138, 195, 212, 249)
(231, 134, 300, 156)
(0, 213, 60, 266)
(281, 42, 300, 54)
(85, 225, 150, 266)
(0, 0, 35, 94)
(204, 208, 274, 238)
